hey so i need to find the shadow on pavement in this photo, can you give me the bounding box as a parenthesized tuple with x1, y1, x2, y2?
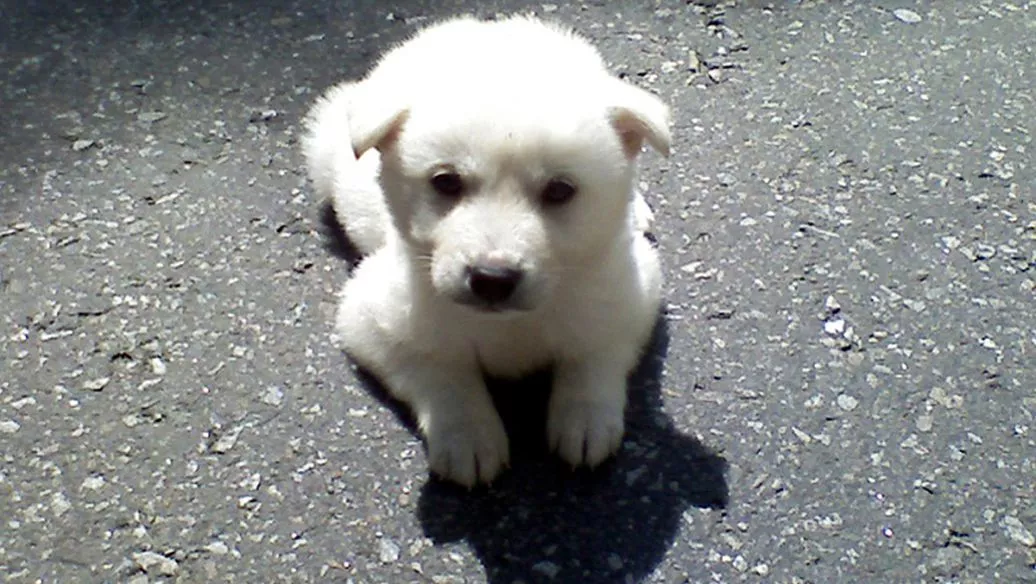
(415, 317, 729, 584)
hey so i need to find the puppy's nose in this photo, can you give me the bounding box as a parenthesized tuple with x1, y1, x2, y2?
(466, 265, 523, 305)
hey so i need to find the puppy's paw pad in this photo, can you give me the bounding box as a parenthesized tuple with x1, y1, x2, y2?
(424, 413, 510, 488)
(548, 400, 624, 468)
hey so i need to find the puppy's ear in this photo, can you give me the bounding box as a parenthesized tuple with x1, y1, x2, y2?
(606, 81, 672, 159)
(348, 82, 410, 158)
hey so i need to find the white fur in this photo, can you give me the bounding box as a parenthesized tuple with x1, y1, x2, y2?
(304, 15, 670, 487)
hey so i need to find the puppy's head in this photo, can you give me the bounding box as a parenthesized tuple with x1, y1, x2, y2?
(349, 17, 670, 314)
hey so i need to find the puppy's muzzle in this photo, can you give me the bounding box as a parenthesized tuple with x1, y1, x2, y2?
(465, 264, 523, 308)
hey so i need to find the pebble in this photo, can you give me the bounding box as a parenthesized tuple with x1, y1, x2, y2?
(261, 386, 285, 406)
(50, 492, 71, 516)
(0, 419, 20, 434)
(133, 551, 179, 576)
(81, 475, 105, 490)
(824, 295, 841, 313)
(792, 427, 812, 444)
(893, 8, 922, 24)
(137, 111, 168, 123)
(823, 318, 846, 335)
(378, 538, 400, 563)
(930, 545, 964, 575)
(206, 541, 230, 555)
(1001, 516, 1035, 547)
(607, 554, 624, 571)
(916, 415, 933, 432)
(82, 377, 111, 392)
(836, 394, 859, 411)
(150, 357, 167, 376)
(210, 426, 243, 453)
(72, 139, 96, 151)
(532, 561, 560, 579)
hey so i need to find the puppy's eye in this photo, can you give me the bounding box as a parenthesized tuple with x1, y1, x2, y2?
(430, 171, 465, 198)
(541, 179, 577, 206)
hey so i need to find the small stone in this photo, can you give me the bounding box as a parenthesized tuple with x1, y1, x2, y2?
(251, 109, 278, 122)
(206, 541, 229, 555)
(379, 538, 400, 563)
(137, 111, 168, 123)
(836, 394, 859, 411)
(607, 554, 624, 571)
(150, 357, 167, 376)
(83, 377, 111, 391)
(72, 139, 96, 151)
(974, 244, 996, 260)
(261, 386, 285, 406)
(1001, 516, 1035, 547)
(51, 492, 71, 516)
(732, 554, 748, 572)
(133, 551, 179, 576)
(824, 295, 841, 313)
(752, 563, 770, 576)
(532, 561, 560, 579)
(893, 8, 922, 23)
(916, 415, 933, 432)
(791, 427, 812, 444)
(929, 545, 964, 575)
(0, 419, 20, 434)
(210, 426, 243, 453)
(824, 318, 846, 335)
(82, 475, 105, 491)
(688, 49, 703, 73)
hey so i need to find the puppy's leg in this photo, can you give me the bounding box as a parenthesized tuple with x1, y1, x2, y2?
(382, 364, 510, 488)
(549, 236, 662, 468)
(548, 353, 634, 467)
(336, 252, 509, 487)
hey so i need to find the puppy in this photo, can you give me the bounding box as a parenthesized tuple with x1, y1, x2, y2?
(304, 15, 670, 487)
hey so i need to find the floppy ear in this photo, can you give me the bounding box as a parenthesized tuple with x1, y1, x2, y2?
(347, 81, 410, 158)
(606, 81, 672, 159)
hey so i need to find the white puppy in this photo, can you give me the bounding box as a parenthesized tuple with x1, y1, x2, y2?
(304, 15, 670, 487)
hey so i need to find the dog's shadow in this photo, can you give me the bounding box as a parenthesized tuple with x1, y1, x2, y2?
(320, 201, 729, 583)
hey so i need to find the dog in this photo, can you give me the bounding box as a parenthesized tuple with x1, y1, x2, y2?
(303, 15, 670, 487)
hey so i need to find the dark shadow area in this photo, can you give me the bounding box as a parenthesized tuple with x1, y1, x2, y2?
(415, 317, 728, 584)
(318, 199, 363, 267)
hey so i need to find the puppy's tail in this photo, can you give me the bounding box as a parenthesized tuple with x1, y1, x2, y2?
(303, 82, 391, 255)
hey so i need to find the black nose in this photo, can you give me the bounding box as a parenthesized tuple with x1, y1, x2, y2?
(467, 265, 523, 305)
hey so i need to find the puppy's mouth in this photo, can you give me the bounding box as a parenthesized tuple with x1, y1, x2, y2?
(452, 294, 533, 315)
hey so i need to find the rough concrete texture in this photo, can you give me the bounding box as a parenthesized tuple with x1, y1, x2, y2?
(1, 0, 1034, 582)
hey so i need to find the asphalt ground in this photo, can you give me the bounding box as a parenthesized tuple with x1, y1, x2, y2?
(1, 1, 1034, 582)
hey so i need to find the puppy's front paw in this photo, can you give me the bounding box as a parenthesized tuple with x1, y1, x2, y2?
(422, 405, 510, 488)
(548, 397, 625, 468)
